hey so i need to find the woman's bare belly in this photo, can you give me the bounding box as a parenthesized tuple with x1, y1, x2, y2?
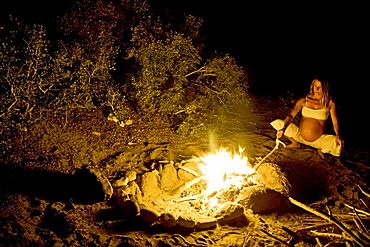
(299, 118, 325, 142)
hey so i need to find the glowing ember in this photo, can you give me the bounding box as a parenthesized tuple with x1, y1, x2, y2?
(198, 147, 256, 198)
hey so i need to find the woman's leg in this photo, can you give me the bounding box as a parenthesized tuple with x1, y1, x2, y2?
(271, 119, 341, 156)
(309, 134, 341, 157)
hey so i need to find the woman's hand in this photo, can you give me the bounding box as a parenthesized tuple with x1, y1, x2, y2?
(276, 128, 285, 139)
(336, 135, 344, 149)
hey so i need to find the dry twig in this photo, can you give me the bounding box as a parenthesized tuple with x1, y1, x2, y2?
(344, 203, 370, 217)
(260, 229, 293, 246)
(289, 197, 369, 247)
(358, 185, 370, 198)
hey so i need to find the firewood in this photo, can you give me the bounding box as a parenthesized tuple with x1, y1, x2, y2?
(178, 166, 201, 177)
(169, 176, 204, 198)
(282, 226, 300, 243)
(289, 197, 369, 247)
(261, 229, 293, 246)
(310, 230, 352, 240)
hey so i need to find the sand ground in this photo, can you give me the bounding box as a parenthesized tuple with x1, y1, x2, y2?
(1, 89, 369, 246)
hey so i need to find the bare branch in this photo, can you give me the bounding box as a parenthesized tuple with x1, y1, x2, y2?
(289, 197, 368, 247)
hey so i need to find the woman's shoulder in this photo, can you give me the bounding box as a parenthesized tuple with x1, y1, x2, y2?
(297, 97, 307, 104)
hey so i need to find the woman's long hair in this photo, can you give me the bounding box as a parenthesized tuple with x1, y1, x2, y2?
(309, 77, 330, 108)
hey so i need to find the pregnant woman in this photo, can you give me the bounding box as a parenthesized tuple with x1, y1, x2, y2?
(271, 77, 344, 158)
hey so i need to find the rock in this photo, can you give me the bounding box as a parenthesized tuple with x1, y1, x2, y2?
(128, 181, 143, 204)
(89, 168, 113, 201)
(73, 167, 113, 203)
(120, 200, 140, 217)
(196, 216, 217, 230)
(177, 215, 196, 228)
(113, 177, 129, 188)
(159, 163, 179, 191)
(237, 186, 285, 214)
(140, 207, 160, 223)
(213, 202, 245, 225)
(125, 119, 133, 125)
(252, 163, 290, 195)
(139, 171, 161, 198)
(160, 212, 177, 228)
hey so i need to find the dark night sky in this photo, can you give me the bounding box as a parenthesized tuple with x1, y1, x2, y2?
(149, 1, 368, 94)
(1, 0, 369, 148)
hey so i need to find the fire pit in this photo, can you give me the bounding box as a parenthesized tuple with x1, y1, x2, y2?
(112, 146, 290, 230)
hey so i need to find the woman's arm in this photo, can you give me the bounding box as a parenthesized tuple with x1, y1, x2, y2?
(277, 98, 305, 138)
(329, 100, 344, 147)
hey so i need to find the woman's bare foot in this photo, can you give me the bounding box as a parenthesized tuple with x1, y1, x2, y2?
(285, 142, 301, 148)
(285, 137, 300, 148)
(317, 149, 325, 159)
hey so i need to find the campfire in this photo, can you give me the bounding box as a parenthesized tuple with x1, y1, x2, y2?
(110, 144, 290, 230)
(199, 147, 255, 196)
(174, 147, 257, 213)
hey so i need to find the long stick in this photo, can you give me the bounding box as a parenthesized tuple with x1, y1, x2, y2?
(261, 229, 293, 246)
(254, 139, 285, 171)
(178, 166, 201, 177)
(344, 203, 370, 217)
(169, 176, 204, 197)
(289, 197, 368, 247)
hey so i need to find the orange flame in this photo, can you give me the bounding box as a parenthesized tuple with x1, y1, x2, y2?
(198, 147, 255, 198)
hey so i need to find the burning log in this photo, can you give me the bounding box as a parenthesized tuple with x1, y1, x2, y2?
(178, 166, 201, 177)
(168, 176, 205, 198)
(175, 195, 198, 203)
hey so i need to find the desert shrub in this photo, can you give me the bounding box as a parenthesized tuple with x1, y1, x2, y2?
(56, 0, 149, 121)
(126, 9, 249, 135)
(177, 54, 249, 135)
(127, 27, 201, 117)
(0, 0, 249, 140)
(0, 20, 56, 132)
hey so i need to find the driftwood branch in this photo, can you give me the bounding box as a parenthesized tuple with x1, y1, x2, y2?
(289, 197, 368, 247)
(261, 229, 293, 246)
(298, 218, 370, 233)
(315, 237, 324, 247)
(282, 226, 301, 243)
(310, 230, 352, 240)
(344, 203, 370, 217)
